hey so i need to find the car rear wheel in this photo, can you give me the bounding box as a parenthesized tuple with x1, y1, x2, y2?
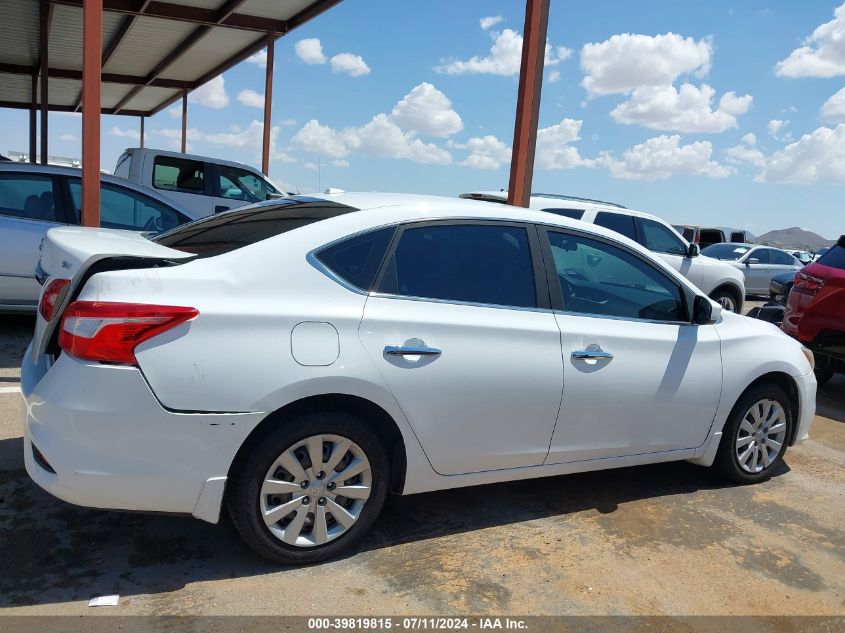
(715, 384, 792, 484)
(227, 410, 388, 564)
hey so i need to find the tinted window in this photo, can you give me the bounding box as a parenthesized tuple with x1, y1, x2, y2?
(548, 231, 684, 322)
(218, 165, 277, 202)
(770, 249, 796, 265)
(155, 201, 357, 257)
(698, 229, 725, 246)
(594, 211, 637, 241)
(750, 249, 771, 264)
(0, 173, 62, 222)
(674, 225, 696, 242)
(637, 218, 687, 255)
(69, 180, 188, 233)
(702, 243, 752, 260)
(542, 208, 584, 220)
(377, 224, 536, 308)
(153, 156, 205, 193)
(316, 227, 395, 291)
(817, 244, 845, 270)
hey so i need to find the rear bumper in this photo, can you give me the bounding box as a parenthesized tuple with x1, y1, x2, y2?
(21, 344, 265, 522)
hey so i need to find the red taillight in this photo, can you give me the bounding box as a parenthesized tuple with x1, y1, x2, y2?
(58, 301, 199, 364)
(39, 278, 70, 321)
(794, 272, 824, 296)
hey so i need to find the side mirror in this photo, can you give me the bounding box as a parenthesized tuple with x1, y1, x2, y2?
(687, 243, 700, 258)
(746, 257, 759, 266)
(266, 191, 285, 200)
(693, 295, 715, 325)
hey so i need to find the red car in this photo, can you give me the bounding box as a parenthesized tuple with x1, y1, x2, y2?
(782, 235, 845, 386)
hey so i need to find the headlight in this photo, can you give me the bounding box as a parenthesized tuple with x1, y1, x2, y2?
(801, 346, 815, 370)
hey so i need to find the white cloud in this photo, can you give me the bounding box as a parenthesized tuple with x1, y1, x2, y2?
(279, 118, 297, 127)
(59, 133, 77, 142)
(436, 28, 572, 76)
(547, 70, 561, 83)
(167, 106, 181, 119)
(109, 126, 140, 141)
(152, 120, 295, 163)
(329, 53, 371, 77)
(480, 16, 504, 30)
(610, 83, 752, 133)
(295, 38, 327, 64)
(724, 144, 765, 167)
(536, 118, 594, 170)
(821, 86, 845, 122)
(332, 159, 350, 168)
(768, 119, 792, 141)
(457, 135, 512, 170)
(775, 2, 845, 78)
(741, 132, 757, 146)
(580, 32, 712, 96)
(598, 135, 732, 180)
(390, 82, 463, 137)
(247, 50, 267, 68)
(237, 89, 265, 109)
(189, 76, 229, 109)
(757, 123, 845, 183)
(304, 162, 319, 171)
(291, 120, 350, 158)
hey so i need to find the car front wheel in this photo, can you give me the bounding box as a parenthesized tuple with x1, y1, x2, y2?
(709, 288, 739, 312)
(227, 410, 389, 564)
(715, 384, 792, 484)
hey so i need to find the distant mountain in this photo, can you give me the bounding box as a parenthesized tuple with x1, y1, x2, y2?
(755, 227, 835, 250)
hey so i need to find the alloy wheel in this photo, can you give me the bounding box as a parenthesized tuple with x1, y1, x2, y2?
(735, 399, 787, 473)
(717, 295, 736, 312)
(259, 434, 372, 547)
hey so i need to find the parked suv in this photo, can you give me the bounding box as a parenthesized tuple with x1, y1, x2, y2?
(0, 162, 198, 312)
(114, 148, 285, 217)
(461, 192, 746, 311)
(782, 236, 845, 386)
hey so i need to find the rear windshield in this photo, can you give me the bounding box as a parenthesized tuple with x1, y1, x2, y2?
(154, 199, 357, 257)
(702, 243, 751, 260)
(817, 244, 845, 270)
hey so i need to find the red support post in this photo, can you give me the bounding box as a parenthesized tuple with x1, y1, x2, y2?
(181, 89, 187, 153)
(39, 0, 50, 165)
(29, 74, 37, 163)
(261, 33, 274, 176)
(81, 0, 103, 227)
(507, 0, 549, 208)
(140, 115, 144, 148)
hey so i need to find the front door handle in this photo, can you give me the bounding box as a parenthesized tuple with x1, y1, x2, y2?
(384, 345, 442, 356)
(571, 349, 614, 361)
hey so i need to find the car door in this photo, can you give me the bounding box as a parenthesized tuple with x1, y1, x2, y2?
(0, 171, 68, 308)
(67, 179, 192, 233)
(769, 249, 803, 278)
(358, 221, 563, 475)
(212, 164, 280, 214)
(741, 248, 772, 294)
(149, 154, 213, 216)
(539, 228, 722, 463)
(635, 216, 700, 287)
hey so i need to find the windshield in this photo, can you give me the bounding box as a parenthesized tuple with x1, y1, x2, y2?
(702, 243, 752, 260)
(154, 198, 357, 257)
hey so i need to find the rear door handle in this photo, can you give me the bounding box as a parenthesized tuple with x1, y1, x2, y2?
(571, 349, 614, 361)
(384, 345, 442, 356)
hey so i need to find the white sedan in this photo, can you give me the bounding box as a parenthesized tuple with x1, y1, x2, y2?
(22, 193, 816, 564)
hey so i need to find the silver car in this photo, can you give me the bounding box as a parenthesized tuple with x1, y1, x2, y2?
(702, 243, 803, 295)
(0, 163, 198, 312)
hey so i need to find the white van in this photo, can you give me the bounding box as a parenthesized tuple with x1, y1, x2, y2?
(114, 148, 285, 217)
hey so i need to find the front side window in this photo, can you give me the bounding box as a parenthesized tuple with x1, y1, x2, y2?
(218, 165, 277, 202)
(315, 227, 395, 291)
(0, 173, 62, 222)
(638, 217, 688, 255)
(377, 223, 536, 308)
(69, 180, 189, 233)
(153, 156, 205, 194)
(594, 211, 637, 241)
(770, 250, 796, 265)
(748, 249, 771, 264)
(547, 230, 685, 322)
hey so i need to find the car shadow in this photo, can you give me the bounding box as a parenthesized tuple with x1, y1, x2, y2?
(0, 314, 33, 370)
(0, 457, 789, 608)
(816, 374, 845, 424)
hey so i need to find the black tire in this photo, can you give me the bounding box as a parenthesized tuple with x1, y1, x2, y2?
(709, 287, 740, 313)
(814, 366, 834, 387)
(226, 410, 389, 564)
(714, 384, 793, 484)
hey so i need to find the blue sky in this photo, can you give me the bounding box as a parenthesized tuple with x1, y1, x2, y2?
(2, 0, 844, 238)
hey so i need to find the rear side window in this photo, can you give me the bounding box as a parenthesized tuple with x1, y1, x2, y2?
(153, 156, 205, 194)
(594, 211, 637, 241)
(542, 208, 584, 220)
(155, 201, 357, 257)
(377, 223, 536, 308)
(816, 244, 845, 270)
(770, 250, 796, 265)
(637, 217, 687, 255)
(68, 180, 189, 233)
(0, 173, 62, 222)
(315, 227, 395, 291)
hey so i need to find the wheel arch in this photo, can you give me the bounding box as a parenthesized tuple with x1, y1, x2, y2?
(709, 282, 744, 312)
(734, 371, 801, 446)
(226, 393, 408, 496)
